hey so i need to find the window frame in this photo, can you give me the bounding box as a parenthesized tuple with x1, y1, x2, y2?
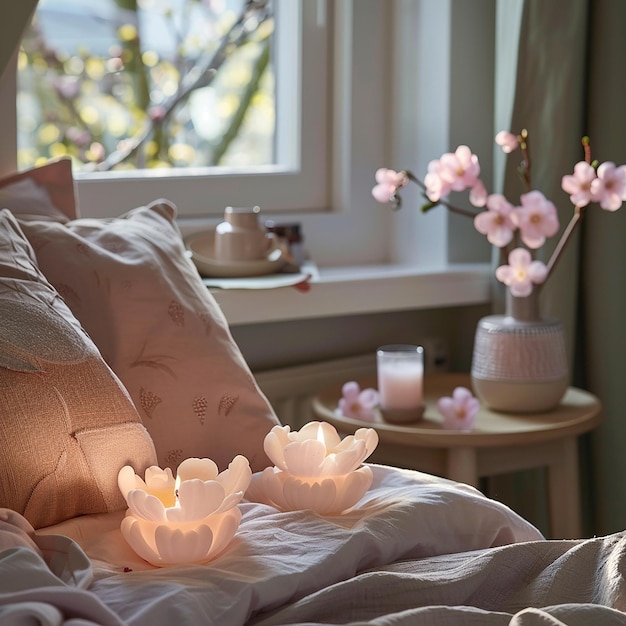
(15, 0, 333, 221)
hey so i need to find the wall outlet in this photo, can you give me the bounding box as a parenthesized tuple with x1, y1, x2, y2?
(422, 337, 449, 373)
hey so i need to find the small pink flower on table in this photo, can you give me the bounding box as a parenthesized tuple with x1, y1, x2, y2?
(337, 381, 380, 422)
(437, 387, 480, 431)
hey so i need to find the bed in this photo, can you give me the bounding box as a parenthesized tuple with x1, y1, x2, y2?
(1, 167, 626, 626)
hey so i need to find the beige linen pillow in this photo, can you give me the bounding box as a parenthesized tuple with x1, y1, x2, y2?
(0, 209, 157, 529)
(20, 199, 279, 472)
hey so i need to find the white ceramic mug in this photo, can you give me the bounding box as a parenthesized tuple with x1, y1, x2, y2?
(214, 206, 278, 262)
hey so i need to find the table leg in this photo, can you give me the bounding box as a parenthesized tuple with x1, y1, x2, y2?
(446, 447, 479, 488)
(547, 436, 581, 539)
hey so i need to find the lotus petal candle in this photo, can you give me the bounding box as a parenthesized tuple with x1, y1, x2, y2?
(118, 455, 251, 567)
(249, 421, 379, 515)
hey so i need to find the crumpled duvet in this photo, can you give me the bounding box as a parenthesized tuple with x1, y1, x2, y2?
(1, 465, 625, 625)
(0, 508, 124, 625)
(251, 532, 626, 625)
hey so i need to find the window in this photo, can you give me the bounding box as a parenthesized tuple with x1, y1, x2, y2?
(4, 1, 496, 269)
(15, 0, 332, 221)
(19, 0, 276, 171)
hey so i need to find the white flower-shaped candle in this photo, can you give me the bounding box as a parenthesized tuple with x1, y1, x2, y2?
(117, 455, 251, 567)
(249, 421, 379, 515)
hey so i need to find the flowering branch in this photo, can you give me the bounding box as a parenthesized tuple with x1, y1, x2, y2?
(94, 0, 272, 171)
(516, 128, 532, 192)
(406, 172, 479, 219)
(372, 131, 626, 297)
(544, 205, 584, 278)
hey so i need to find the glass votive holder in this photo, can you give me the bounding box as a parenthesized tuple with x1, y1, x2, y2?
(376, 344, 425, 423)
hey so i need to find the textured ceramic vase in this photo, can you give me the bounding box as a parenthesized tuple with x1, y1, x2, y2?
(470, 289, 569, 413)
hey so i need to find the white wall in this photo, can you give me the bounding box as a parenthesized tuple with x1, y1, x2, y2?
(235, 303, 490, 375)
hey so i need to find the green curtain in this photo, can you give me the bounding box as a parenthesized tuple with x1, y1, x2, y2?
(503, 0, 589, 339)
(0, 1, 37, 80)
(0, 0, 37, 174)
(494, 0, 626, 537)
(581, 0, 626, 536)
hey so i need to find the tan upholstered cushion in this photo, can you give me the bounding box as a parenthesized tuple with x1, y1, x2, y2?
(0, 158, 77, 222)
(20, 200, 279, 472)
(0, 209, 157, 529)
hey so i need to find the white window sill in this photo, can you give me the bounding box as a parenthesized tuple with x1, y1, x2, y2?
(211, 263, 493, 326)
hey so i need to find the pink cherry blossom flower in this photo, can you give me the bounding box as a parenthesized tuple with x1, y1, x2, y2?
(437, 387, 479, 431)
(469, 180, 488, 207)
(495, 130, 519, 154)
(437, 145, 481, 192)
(495, 247, 548, 297)
(337, 381, 380, 422)
(473, 194, 516, 247)
(561, 161, 597, 207)
(372, 168, 409, 203)
(511, 190, 559, 249)
(424, 160, 453, 202)
(590, 162, 626, 211)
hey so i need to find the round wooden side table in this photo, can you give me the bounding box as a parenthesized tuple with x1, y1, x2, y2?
(311, 372, 602, 539)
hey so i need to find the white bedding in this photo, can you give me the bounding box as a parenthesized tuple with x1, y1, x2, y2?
(252, 534, 626, 625)
(2, 465, 625, 625)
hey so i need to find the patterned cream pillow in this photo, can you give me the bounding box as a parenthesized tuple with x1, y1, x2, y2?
(0, 209, 157, 529)
(20, 200, 280, 472)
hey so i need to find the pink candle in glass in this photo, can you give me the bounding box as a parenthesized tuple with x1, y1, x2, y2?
(377, 345, 424, 410)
